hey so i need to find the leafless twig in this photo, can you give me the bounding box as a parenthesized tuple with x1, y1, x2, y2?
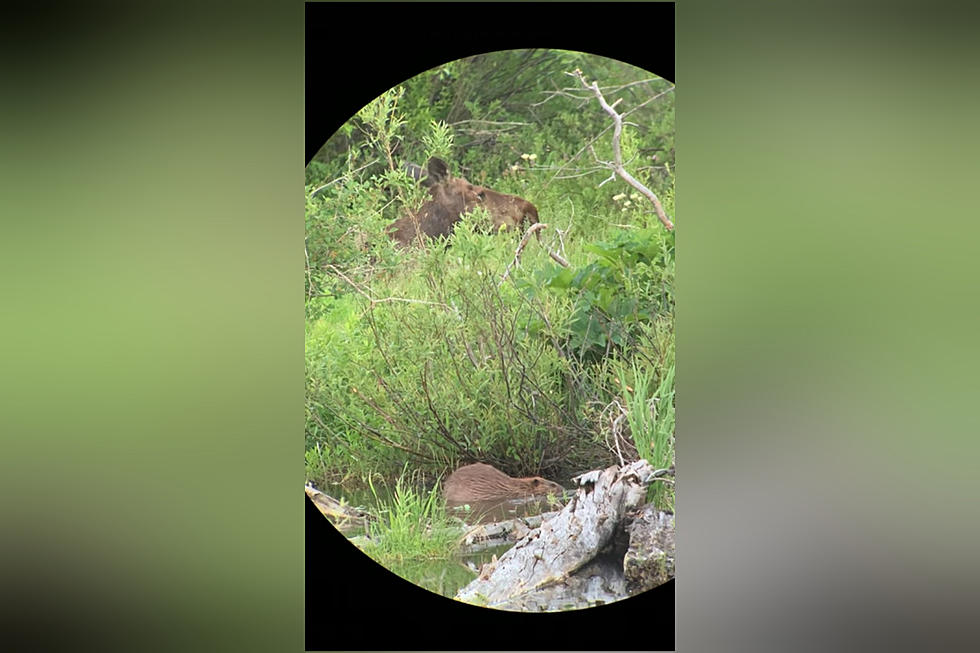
(532, 77, 664, 109)
(452, 119, 531, 127)
(326, 264, 450, 309)
(309, 158, 379, 197)
(500, 223, 549, 283)
(549, 166, 608, 180)
(545, 122, 615, 188)
(599, 399, 629, 466)
(570, 69, 674, 231)
(304, 241, 316, 299)
(621, 86, 675, 120)
(547, 249, 571, 268)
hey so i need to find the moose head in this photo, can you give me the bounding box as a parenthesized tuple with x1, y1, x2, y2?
(387, 157, 539, 247)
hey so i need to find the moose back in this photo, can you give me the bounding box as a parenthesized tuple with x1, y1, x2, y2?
(387, 158, 539, 247)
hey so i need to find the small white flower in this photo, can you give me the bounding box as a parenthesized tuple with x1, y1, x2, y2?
(528, 153, 537, 161)
(613, 193, 627, 202)
(520, 153, 530, 160)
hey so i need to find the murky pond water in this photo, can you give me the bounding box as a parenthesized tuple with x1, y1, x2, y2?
(385, 543, 513, 598)
(447, 495, 561, 524)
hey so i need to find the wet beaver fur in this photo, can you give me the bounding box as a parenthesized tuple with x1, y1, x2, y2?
(443, 463, 564, 503)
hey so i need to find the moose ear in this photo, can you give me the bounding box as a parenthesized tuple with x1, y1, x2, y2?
(426, 157, 450, 182)
(403, 162, 425, 182)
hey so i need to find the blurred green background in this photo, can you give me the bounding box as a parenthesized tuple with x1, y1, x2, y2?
(678, 4, 980, 650)
(3, 2, 979, 651)
(1, 4, 303, 650)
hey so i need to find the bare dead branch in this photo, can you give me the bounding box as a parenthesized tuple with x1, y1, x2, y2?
(452, 119, 531, 127)
(499, 222, 572, 285)
(326, 264, 450, 309)
(309, 158, 379, 197)
(550, 166, 608, 180)
(545, 122, 615, 188)
(458, 128, 523, 137)
(548, 250, 571, 268)
(569, 69, 674, 231)
(500, 222, 549, 283)
(603, 77, 665, 94)
(304, 241, 316, 300)
(530, 87, 594, 108)
(532, 77, 666, 111)
(621, 86, 675, 120)
(600, 398, 629, 466)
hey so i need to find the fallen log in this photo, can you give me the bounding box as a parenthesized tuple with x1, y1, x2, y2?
(304, 484, 373, 533)
(455, 510, 559, 554)
(455, 459, 674, 611)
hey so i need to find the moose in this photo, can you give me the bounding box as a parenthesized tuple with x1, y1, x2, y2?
(387, 157, 539, 247)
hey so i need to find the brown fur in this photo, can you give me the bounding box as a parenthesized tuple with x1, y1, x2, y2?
(475, 187, 540, 233)
(443, 463, 564, 503)
(387, 158, 539, 247)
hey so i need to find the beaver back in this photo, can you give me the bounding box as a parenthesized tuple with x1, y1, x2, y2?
(444, 463, 564, 503)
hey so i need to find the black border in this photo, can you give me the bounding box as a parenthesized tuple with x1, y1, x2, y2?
(307, 499, 676, 650)
(305, 3, 675, 650)
(306, 2, 674, 165)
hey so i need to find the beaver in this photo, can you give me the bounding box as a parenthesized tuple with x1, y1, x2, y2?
(443, 463, 565, 503)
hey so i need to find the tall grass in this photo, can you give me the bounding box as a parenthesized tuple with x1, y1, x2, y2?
(619, 358, 675, 511)
(360, 468, 460, 567)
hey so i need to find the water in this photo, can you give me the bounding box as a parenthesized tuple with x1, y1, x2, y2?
(313, 478, 565, 600)
(447, 495, 563, 525)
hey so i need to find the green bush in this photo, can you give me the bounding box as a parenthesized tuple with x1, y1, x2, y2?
(524, 227, 673, 363)
(305, 49, 675, 492)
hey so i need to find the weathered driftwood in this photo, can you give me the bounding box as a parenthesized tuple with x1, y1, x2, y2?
(456, 510, 559, 554)
(304, 484, 373, 533)
(455, 460, 674, 611)
(624, 503, 675, 593)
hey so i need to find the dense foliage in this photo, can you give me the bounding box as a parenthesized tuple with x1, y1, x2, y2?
(305, 49, 674, 510)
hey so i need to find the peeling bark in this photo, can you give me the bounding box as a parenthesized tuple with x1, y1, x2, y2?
(455, 460, 674, 611)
